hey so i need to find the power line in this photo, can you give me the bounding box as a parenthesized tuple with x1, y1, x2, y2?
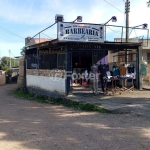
(103, 0, 126, 26)
(103, 0, 124, 13)
(10, 51, 15, 58)
(106, 22, 125, 34)
(41, 32, 52, 39)
(133, 29, 137, 37)
(106, 26, 120, 33)
(0, 26, 24, 39)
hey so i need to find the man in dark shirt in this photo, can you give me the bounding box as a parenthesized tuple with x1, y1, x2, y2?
(98, 63, 107, 93)
(128, 64, 134, 73)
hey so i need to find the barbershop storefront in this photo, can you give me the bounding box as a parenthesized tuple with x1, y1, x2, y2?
(25, 22, 142, 97)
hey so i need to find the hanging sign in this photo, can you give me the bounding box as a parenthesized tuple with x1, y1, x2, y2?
(57, 22, 104, 43)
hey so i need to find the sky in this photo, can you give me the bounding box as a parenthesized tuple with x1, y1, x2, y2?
(0, 0, 149, 58)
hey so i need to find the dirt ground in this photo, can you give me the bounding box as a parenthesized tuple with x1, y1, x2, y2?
(0, 84, 150, 150)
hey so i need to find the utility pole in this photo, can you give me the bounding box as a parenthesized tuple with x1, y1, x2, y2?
(125, 0, 130, 63)
(147, 0, 150, 7)
(9, 50, 11, 69)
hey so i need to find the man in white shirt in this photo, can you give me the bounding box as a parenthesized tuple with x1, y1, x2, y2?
(91, 64, 99, 94)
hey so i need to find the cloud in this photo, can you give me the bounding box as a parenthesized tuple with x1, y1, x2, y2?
(0, 0, 53, 25)
(0, 0, 125, 25)
(0, 0, 149, 57)
(0, 0, 148, 27)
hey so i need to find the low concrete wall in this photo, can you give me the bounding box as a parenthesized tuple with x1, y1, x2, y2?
(0, 71, 6, 85)
(26, 75, 66, 96)
(18, 56, 25, 88)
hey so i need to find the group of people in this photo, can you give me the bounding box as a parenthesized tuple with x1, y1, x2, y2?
(91, 62, 108, 94)
(72, 62, 108, 95)
(72, 62, 137, 95)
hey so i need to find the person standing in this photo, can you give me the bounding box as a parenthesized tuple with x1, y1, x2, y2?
(98, 63, 107, 93)
(73, 69, 77, 84)
(91, 64, 99, 94)
(84, 69, 89, 82)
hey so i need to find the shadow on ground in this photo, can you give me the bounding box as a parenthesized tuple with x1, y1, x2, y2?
(0, 84, 150, 150)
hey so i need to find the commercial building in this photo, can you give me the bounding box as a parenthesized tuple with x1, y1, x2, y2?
(25, 21, 146, 97)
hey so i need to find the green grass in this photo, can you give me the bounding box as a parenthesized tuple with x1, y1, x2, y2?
(11, 89, 112, 113)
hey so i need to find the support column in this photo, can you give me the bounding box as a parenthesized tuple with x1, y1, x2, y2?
(65, 44, 71, 96)
(125, 0, 130, 64)
(138, 45, 142, 90)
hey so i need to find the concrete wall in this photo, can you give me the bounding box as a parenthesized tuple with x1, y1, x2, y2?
(0, 71, 6, 85)
(18, 56, 25, 88)
(26, 75, 66, 95)
(142, 40, 150, 49)
(142, 49, 150, 61)
(108, 51, 118, 63)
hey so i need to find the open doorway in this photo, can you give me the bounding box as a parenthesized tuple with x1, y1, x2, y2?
(71, 51, 93, 94)
(70, 49, 108, 95)
(72, 51, 92, 71)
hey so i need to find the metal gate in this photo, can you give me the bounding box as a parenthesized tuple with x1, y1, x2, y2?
(92, 50, 108, 65)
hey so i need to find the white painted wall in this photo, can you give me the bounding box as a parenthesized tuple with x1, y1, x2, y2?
(108, 51, 118, 63)
(27, 75, 66, 95)
(142, 49, 149, 61)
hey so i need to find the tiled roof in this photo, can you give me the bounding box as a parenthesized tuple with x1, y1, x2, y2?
(25, 37, 53, 46)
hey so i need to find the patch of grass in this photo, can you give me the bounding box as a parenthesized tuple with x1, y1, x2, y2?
(11, 88, 31, 99)
(11, 89, 112, 113)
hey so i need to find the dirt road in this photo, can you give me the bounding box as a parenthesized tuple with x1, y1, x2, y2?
(0, 84, 150, 150)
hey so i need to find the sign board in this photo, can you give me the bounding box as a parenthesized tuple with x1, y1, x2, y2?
(39, 49, 65, 55)
(57, 22, 104, 43)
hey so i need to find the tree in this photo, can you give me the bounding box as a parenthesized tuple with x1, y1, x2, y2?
(20, 46, 26, 55)
(0, 56, 19, 71)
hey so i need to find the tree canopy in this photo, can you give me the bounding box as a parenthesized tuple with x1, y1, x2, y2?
(0, 56, 19, 71)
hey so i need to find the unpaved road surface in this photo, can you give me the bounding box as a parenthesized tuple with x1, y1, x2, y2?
(0, 84, 150, 150)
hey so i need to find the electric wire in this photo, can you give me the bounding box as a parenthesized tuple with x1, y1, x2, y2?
(106, 26, 120, 33)
(133, 29, 137, 37)
(41, 32, 52, 39)
(106, 23, 126, 35)
(0, 26, 24, 39)
(103, 0, 133, 37)
(103, 0, 124, 13)
(103, 0, 126, 25)
(10, 51, 15, 58)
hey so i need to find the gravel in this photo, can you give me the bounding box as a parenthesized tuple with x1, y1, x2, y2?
(0, 84, 150, 150)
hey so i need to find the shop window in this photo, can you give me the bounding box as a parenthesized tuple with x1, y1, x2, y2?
(57, 53, 66, 70)
(26, 53, 57, 69)
(39, 54, 57, 69)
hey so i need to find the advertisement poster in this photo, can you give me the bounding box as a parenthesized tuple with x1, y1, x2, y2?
(57, 22, 104, 43)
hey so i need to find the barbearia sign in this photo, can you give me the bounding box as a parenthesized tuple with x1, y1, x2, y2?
(57, 22, 104, 43)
